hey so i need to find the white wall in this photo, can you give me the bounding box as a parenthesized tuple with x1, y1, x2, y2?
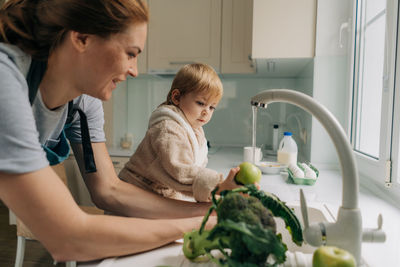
(311, 0, 355, 168)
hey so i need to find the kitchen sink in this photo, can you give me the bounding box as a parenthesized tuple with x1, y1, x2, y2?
(278, 202, 336, 254)
(79, 202, 337, 267)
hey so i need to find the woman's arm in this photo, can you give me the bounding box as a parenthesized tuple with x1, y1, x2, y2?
(0, 166, 213, 262)
(71, 142, 212, 218)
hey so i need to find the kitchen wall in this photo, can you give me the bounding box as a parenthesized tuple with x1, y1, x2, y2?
(111, 62, 314, 161)
(310, 0, 354, 169)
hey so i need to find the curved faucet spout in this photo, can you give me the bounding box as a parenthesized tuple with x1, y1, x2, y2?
(252, 89, 363, 263)
(251, 89, 359, 209)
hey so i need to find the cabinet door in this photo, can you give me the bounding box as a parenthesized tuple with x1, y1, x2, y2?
(147, 0, 222, 74)
(252, 0, 317, 58)
(103, 99, 113, 148)
(221, 0, 255, 73)
(137, 0, 148, 74)
(137, 26, 148, 74)
(64, 156, 95, 206)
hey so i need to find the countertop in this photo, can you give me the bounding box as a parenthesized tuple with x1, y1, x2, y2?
(207, 147, 400, 267)
(85, 146, 400, 267)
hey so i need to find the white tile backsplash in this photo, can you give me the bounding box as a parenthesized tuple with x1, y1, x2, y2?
(112, 69, 314, 161)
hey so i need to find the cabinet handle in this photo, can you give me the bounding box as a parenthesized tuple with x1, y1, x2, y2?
(169, 61, 196, 65)
(248, 54, 254, 68)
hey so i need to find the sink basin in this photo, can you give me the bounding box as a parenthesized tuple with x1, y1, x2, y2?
(278, 202, 336, 254)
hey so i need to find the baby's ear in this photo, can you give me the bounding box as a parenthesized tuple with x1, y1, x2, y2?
(171, 89, 181, 105)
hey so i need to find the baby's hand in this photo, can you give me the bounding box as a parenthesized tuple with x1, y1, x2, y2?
(217, 166, 241, 192)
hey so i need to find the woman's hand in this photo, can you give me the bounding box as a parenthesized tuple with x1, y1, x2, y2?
(217, 166, 241, 193)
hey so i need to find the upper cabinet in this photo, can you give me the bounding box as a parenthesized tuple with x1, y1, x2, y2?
(139, 0, 316, 74)
(137, 25, 148, 74)
(137, 27, 149, 74)
(221, 0, 254, 73)
(252, 0, 317, 59)
(147, 0, 222, 74)
(137, 0, 148, 74)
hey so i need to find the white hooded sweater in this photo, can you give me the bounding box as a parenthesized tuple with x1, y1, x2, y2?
(119, 105, 223, 202)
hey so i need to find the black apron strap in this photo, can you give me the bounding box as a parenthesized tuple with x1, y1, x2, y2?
(76, 109, 97, 173)
(27, 59, 97, 173)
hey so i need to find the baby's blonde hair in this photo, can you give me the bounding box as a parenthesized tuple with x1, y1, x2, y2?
(165, 63, 223, 105)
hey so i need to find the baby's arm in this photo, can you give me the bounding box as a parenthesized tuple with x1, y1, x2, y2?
(150, 121, 223, 201)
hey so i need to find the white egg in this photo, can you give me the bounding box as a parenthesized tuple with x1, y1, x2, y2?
(289, 163, 305, 178)
(301, 163, 317, 178)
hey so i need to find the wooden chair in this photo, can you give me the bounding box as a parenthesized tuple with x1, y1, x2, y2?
(14, 163, 104, 267)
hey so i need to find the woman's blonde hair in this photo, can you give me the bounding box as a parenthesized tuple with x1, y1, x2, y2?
(0, 0, 149, 60)
(165, 63, 223, 105)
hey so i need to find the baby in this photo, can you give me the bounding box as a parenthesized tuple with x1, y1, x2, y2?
(119, 63, 239, 202)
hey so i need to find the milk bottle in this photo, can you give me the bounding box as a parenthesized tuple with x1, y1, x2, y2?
(277, 132, 297, 166)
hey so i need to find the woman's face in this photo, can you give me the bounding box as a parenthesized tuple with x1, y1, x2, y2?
(77, 22, 147, 101)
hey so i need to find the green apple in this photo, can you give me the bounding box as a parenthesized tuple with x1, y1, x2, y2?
(313, 246, 356, 267)
(235, 162, 261, 185)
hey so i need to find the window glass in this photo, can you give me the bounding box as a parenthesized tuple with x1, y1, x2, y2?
(353, 0, 386, 158)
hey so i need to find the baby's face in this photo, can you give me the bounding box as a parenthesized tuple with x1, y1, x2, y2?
(178, 91, 220, 129)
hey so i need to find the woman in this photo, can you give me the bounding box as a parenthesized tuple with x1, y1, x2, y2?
(0, 0, 238, 262)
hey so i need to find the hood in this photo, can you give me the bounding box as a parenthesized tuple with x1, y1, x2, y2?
(0, 43, 31, 77)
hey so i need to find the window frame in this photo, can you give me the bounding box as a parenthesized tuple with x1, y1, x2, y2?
(390, 0, 400, 185)
(351, 0, 399, 187)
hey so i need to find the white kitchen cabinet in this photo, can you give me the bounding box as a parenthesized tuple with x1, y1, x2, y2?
(103, 99, 114, 148)
(137, 29, 148, 74)
(147, 0, 222, 74)
(144, 0, 316, 74)
(137, 0, 148, 74)
(221, 0, 255, 73)
(64, 156, 94, 206)
(252, 0, 317, 59)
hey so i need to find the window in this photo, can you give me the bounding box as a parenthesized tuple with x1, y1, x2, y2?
(353, 1, 386, 159)
(351, 0, 398, 187)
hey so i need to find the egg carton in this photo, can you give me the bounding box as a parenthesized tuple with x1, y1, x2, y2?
(287, 162, 319, 185)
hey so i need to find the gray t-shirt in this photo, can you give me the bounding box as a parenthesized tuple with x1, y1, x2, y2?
(0, 43, 106, 174)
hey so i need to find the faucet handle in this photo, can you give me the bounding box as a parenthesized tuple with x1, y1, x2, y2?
(362, 213, 386, 243)
(300, 189, 309, 228)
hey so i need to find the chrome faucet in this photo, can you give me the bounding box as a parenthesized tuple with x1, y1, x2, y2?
(251, 89, 385, 265)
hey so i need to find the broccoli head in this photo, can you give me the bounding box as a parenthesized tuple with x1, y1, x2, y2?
(183, 188, 288, 267)
(213, 193, 284, 266)
(217, 193, 276, 233)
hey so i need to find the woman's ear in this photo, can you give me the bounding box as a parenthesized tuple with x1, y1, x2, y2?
(171, 89, 181, 105)
(69, 31, 91, 52)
